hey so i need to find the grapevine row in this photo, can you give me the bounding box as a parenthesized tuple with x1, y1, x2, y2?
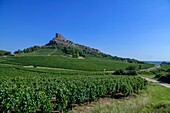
(0, 75, 147, 112)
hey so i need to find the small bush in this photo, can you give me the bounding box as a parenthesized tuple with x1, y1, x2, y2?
(158, 76, 170, 83)
(113, 69, 137, 76)
(154, 74, 162, 78)
(113, 69, 124, 75)
(167, 69, 170, 73)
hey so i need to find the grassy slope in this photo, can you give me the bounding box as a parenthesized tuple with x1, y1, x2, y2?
(17, 48, 55, 56)
(79, 83, 170, 113)
(138, 71, 155, 78)
(0, 56, 153, 71)
(8, 48, 154, 71)
(161, 64, 170, 70)
(50, 49, 65, 55)
(16, 48, 67, 56)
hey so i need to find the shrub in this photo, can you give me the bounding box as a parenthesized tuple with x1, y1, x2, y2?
(167, 69, 170, 73)
(0, 50, 11, 56)
(158, 74, 170, 83)
(113, 69, 124, 75)
(113, 69, 137, 76)
(154, 74, 162, 78)
(138, 65, 142, 69)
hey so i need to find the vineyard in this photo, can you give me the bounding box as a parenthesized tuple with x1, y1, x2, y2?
(0, 56, 154, 71)
(0, 65, 148, 112)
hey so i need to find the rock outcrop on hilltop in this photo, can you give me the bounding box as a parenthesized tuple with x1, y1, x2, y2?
(46, 33, 101, 55)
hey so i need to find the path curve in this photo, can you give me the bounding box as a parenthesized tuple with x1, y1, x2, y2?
(48, 49, 57, 56)
(140, 64, 161, 72)
(141, 77, 170, 88)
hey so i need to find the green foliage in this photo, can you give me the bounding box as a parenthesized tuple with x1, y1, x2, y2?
(14, 46, 41, 54)
(150, 64, 170, 83)
(160, 64, 170, 70)
(21, 49, 56, 56)
(62, 46, 85, 57)
(113, 69, 137, 76)
(88, 83, 170, 113)
(14, 49, 22, 54)
(161, 61, 170, 65)
(138, 65, 142, 69)
(113, 69, 124, 75)
(0, 50, 11, 56)
(113, 66, 137, 75)
(13, 43, 148, 64)
(0, 56, 153, 71)
(154, 73, 162, 78)
(167, 68, 170, 73)
(0, 65, 148, 112)
(72, 52, 79, 58)
(50, 49, 65, 55)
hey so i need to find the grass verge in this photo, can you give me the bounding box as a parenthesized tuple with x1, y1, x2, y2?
(71, 82, 170, 113)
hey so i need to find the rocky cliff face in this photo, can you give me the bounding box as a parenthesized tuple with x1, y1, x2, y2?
(46, 33, 101, 55)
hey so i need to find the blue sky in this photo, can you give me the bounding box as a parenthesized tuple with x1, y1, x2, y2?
(0, 0, 170, 61)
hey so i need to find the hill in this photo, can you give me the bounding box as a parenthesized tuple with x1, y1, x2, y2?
(14, 33, 144, 64)
(0, 33, 154, 71)
(46, 33, 101, 56)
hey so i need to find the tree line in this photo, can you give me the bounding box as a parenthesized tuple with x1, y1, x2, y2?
(14, 46, 41, 54)
(0, 50, 12, 56)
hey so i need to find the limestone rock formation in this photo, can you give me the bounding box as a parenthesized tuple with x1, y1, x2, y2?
(46, 33, 101, 55)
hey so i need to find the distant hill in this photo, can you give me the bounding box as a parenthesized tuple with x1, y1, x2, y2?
(14, 33, 144, 64)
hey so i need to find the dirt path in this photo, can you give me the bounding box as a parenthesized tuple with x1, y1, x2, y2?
(47, 49, 57, 56)
(140, 64, 170, 88)
(141, 77, 170, 88)
(140, 64, 160, 72)
(23, 65, 80, 71)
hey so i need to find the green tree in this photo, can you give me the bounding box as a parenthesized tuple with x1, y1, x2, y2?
(63, 47, 68, 54)
(72, 52, 79, 58)
(0, 50, 5, 56)
(14, 49, 22, 54)
(0, 50, 11, 56)
(138, 65, 142, 70)
(4, 51, 11, 56)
